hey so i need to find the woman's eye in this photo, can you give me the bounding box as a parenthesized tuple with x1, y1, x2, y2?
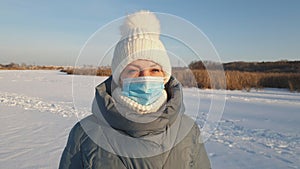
(127, 69, 138, 74)
(151, 68, 161, 73)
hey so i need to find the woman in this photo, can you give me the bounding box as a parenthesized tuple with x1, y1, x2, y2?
(59, 10, 211, 169)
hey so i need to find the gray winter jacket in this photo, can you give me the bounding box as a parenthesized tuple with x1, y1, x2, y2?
(59, 76, 211, 169)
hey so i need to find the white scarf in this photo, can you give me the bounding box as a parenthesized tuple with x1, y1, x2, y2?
(112, 87, 167, 115)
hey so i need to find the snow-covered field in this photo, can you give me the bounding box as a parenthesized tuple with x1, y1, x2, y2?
(0, 70, 299, 169)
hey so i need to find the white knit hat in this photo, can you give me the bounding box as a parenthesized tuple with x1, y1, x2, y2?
(111, 10, 171, 85)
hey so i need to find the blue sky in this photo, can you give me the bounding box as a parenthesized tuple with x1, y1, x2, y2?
(0, 0, 299, 66)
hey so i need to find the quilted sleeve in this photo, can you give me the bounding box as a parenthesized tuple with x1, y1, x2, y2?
(59, 122, 84, 169)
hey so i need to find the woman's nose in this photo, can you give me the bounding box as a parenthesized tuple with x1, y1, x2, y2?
(139, 70, 150, 76)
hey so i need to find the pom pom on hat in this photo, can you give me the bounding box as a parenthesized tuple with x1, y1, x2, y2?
(111, 10, 171, 85)
(119, 10, 161, 39)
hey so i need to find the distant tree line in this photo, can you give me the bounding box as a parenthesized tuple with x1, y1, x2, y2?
(189, 60, 300, 73)
(0, 62, 63, 70)
(172, 69, 300, 92)
(60, 66, 111, 76)
(2, 61, 299, 91)
(185, 60, 300, 92)
(60, 60, 300, 92)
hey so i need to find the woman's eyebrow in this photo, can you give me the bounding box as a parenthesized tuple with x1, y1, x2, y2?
(149, 64, 160, 68)
(127, 64, 140, 69)
(128, 63, 160, 69)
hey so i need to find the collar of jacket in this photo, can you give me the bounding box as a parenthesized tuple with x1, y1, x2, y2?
(92, 76, 185, 138)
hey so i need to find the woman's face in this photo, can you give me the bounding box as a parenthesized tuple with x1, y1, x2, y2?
(120, 59, 164, 82)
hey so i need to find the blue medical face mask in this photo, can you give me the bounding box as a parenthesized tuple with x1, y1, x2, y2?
(122, 76, 165, 105)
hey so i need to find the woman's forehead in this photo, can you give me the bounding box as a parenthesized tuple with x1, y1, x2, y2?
(126, 60, 161, 69)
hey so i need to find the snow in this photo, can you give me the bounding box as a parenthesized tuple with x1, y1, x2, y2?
(0, 70, 299, 169)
